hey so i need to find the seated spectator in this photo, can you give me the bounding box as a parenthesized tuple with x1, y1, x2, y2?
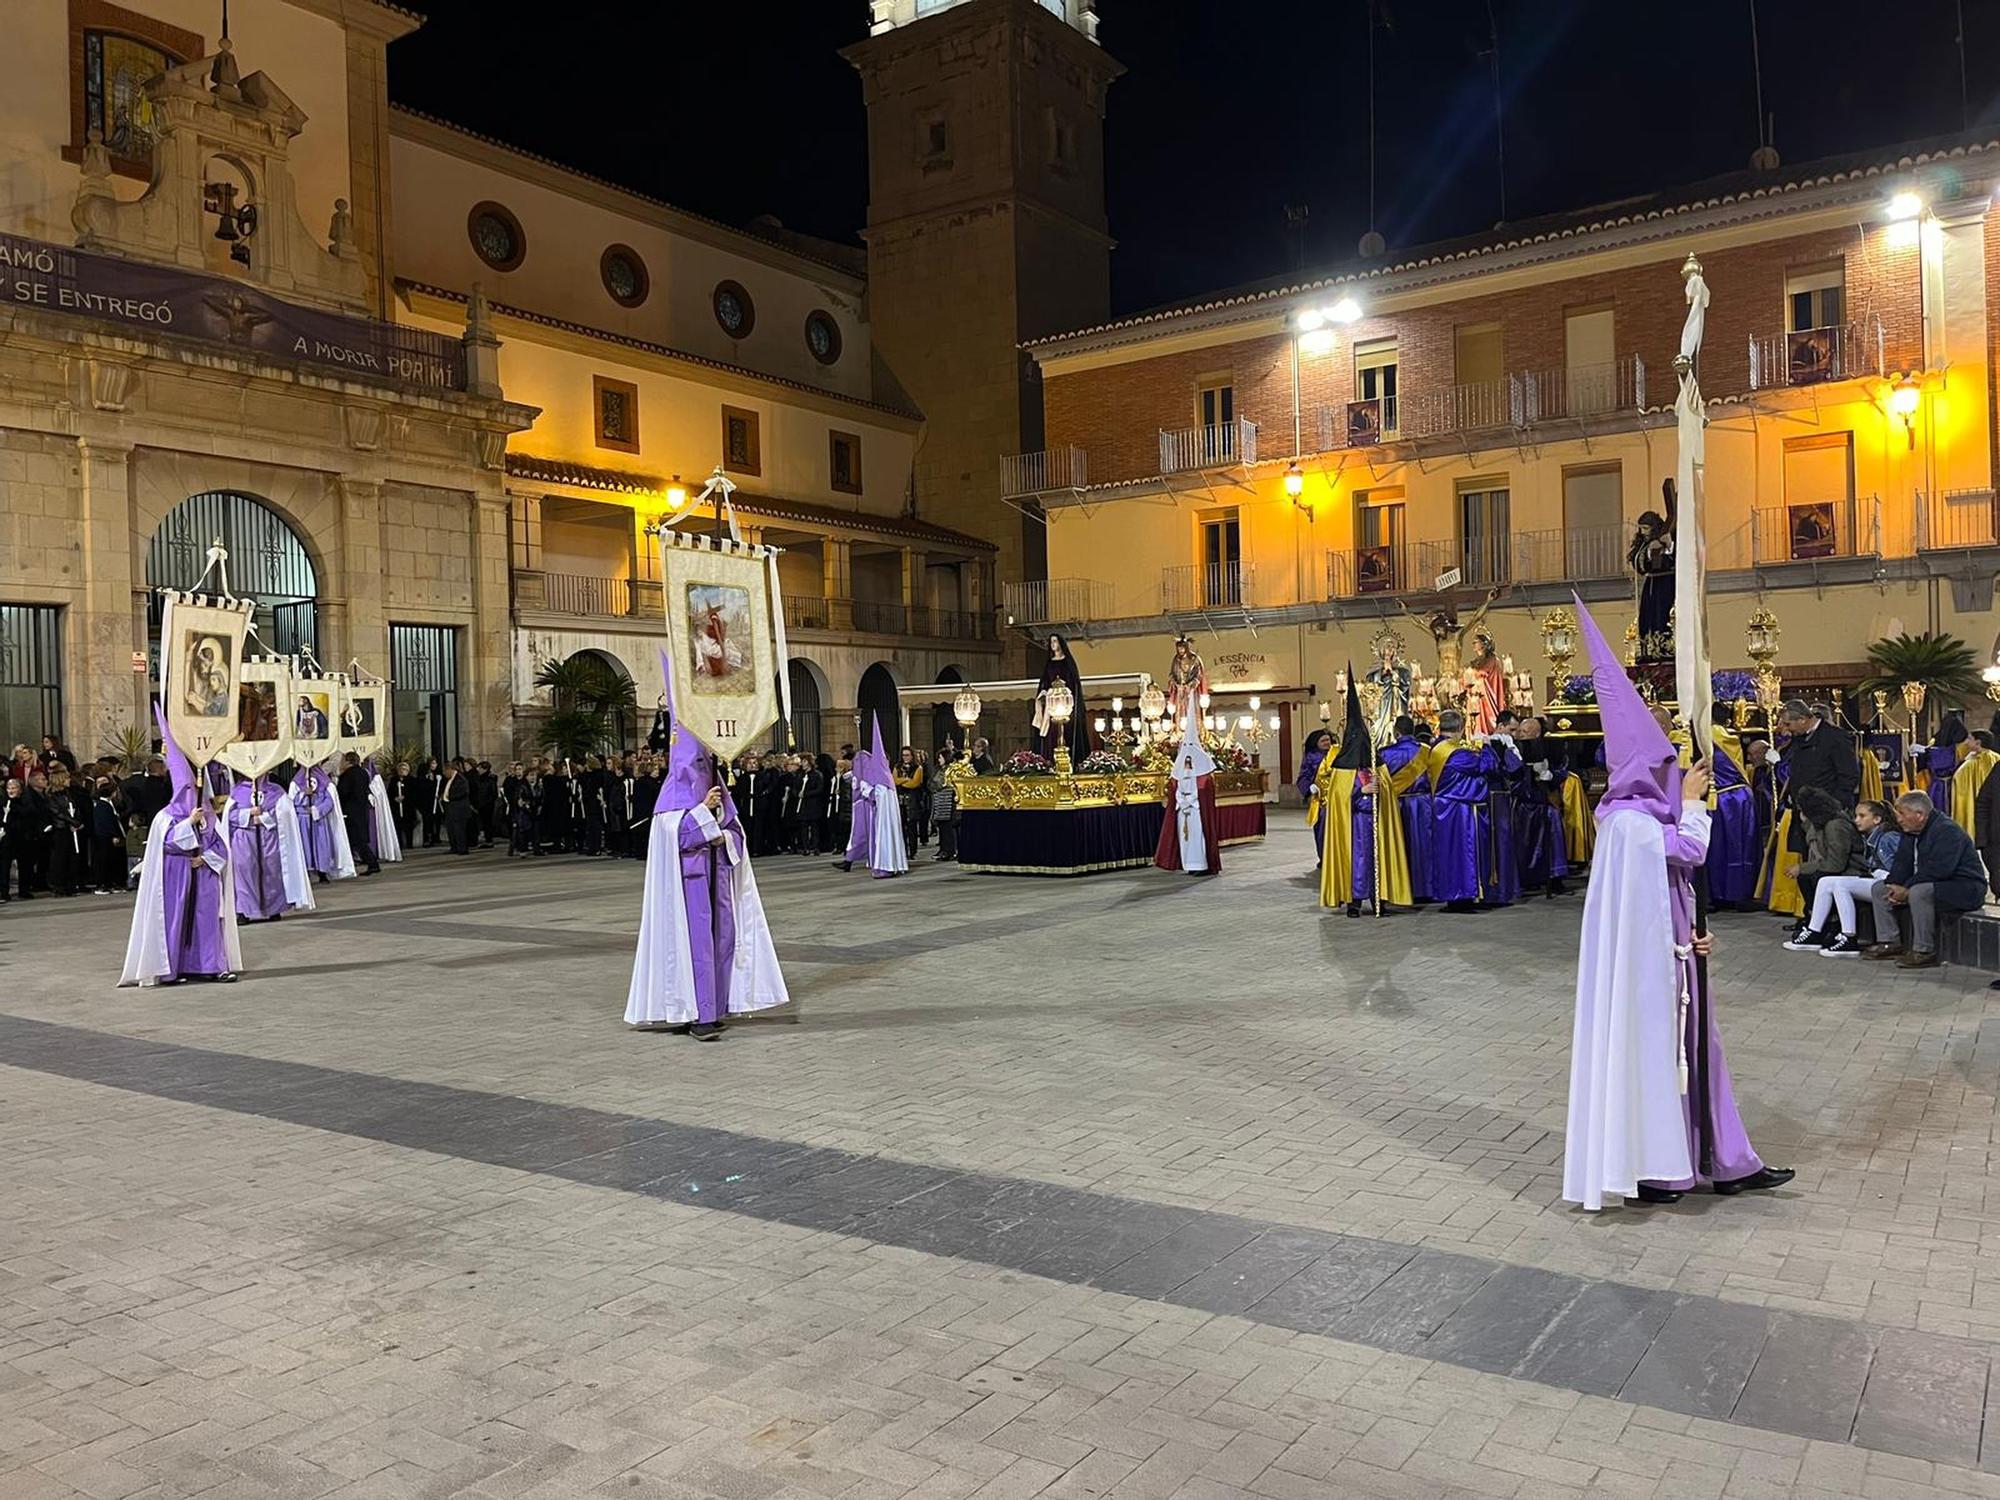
(1791, 798, 1900, 958)
(1866, 792, 1988, 969)
(1782, 788, 1869, 951)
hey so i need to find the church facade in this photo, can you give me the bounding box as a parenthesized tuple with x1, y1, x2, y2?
(0, 0, 1115, 763)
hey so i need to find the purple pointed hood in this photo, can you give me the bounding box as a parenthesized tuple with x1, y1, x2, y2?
(859, 715, 895, 792)
(155, 701, 199, 816)
(651, 649, 718, 814)
(1577, 595, 1676, 826)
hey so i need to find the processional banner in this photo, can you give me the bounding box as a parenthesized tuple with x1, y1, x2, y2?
(290, 673, 346, 766)
(158, 591, 253, 766)
(337, 677, 388, 763)
(657, 531, 781, 764)
(213, 655, 297, 781)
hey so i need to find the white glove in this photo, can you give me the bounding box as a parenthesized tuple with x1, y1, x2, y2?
(1493, 733, 1515, 749)
(1762, 745, 1781, 767)
(1534, 764, 1553, 782)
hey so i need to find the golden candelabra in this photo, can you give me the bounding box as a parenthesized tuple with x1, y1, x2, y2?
(1540, 605, 1578, 700)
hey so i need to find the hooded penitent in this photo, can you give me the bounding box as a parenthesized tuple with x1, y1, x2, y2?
(229, 770, 313, 919)
(1155, 698, 1218, 875)
(844, 713, 907, 876)
(625, 650, 788, 1027)
(291, 761, 355, 879)
(1317, 668, 1412, 910)
(120, 703, 244, 986)
(1562, 598, 1765, 1209)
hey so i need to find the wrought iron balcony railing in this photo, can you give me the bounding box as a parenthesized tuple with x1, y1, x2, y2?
(1000, 445, 1089, 498)
(1159, 417, 1257, 474)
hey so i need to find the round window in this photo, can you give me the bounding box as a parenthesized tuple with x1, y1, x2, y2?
(804, 310, 843, 366)
(600, 244, 649, 308)
(713, 280, 755, 339)
(467, 201, 525, 272)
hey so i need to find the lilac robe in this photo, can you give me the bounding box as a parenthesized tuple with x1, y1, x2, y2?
(1705, 741, 1759, 903)
(1647, 809, 1765, 1193)
(1381, 737, 1431, 901)
(230, 780, 286, 920)
(162, 807, 232, 980)
(679, 807, 740, 1024)
(293, 769, 338, 874)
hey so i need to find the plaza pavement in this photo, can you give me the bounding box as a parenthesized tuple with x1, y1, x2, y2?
(5, 825, 2000, 1498)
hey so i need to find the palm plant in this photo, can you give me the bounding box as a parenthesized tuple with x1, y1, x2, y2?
(1857, 632, 1982, 704)
(99, 721, 156, 769)
(532, 655, 636, 760)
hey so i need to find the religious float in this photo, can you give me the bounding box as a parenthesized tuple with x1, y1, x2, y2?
(925, 673, 1269, 876)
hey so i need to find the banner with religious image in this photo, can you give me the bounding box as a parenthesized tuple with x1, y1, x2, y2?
(158, 591, 253, 766)
(657, 531, 779, 763)
(290, 673, 344, 766)
(336, 678, 388, 763)
(214, 655, 296, 781)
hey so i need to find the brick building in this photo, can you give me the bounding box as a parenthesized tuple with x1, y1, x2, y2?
(1009, 138, 2000, 781)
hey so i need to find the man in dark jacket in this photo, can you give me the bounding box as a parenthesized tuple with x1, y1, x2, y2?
(123, 755, 172, 835)
(1866, 792, 1988, 968)
(1774, 699, 1860, 855)
(337, 752, 381, 875)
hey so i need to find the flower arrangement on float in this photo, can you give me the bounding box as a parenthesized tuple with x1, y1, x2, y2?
(1077, 748, 1132, 775)
(1001, 749, 1055, 776)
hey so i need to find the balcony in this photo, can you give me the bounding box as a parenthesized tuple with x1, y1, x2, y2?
(1521, 357, 1647, 421)
(1000, 445, 1088, 498)
(1748, 320, 1883, 391)
(1400, 376, 1522, 440)
(1326, 545, 1418, 599)
(1160, 417, 1256, 474)
(1916, 488, 1999, 550)
(1162, 561, 1252, 612)
(1003, 577, 1114, 626)
(1510, 525, 1625, 582)
(1750, 496, 1878, 564)
(519, 571, 642, 618)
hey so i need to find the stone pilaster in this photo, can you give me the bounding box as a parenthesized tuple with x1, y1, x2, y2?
(335, 476, 386, 670)
(470, 493, 513, 758)
(75, 438, 143, 753)
(823, 539, 854, 631)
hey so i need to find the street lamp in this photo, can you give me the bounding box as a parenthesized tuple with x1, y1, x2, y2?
(1891, 377, 1921, 450)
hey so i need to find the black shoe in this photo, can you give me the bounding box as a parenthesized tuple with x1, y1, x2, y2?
(1445, 900, 1477, 914)
(314, 873, 328, 885)
(1782, 927, 1829, 952)
(689, 1022, 722, 1042)
(834, 861, 852, 872)
(1345, 902, 1361, 918)
(1820, 933, 1861, 958)
(1714, 1166, 1795, 1196)
(1548, 878, 1567, 896)
(1632, 1185, 1683, 1204)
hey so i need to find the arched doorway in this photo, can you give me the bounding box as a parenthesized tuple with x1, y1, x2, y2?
(931, 666, 965, 755)
(145, 491, 318, 672)
(857, 661, 900, 754)
(770, 658, 826, 755)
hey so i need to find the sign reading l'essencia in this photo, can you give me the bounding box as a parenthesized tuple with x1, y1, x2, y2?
(0, 233, 464, 391)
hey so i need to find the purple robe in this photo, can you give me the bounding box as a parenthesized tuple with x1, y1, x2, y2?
(1513, 756, 1570, 890)
(1381, 738, 1431, 901)
(293, 768, 338, 874)
(1921, 745, 1957, 815)
(1298, 745, 1329, 859)
(162, 806, 232, 980)
(230, 779, 286, 920)
(1705, 741, 1759, 903)
(1429, 741, 1517, 904)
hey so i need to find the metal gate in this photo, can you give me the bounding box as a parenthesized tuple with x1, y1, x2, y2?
(391, 623, 460, 762)
(0, 604, 64, 751)
(146, 490, 318, 666)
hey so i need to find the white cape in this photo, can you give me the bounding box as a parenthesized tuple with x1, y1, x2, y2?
(271, 793, 315, 912)
(119, 809, 245, 987)
(1561, 808, 1696, 1210)
(368, 771, 403, 862)
(858, 780, 908, 875)
(624, 809, 791, 1027)
(326, 788, 358, 880)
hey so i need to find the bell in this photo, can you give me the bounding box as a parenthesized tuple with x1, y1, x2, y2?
(211, 180, 240, 242)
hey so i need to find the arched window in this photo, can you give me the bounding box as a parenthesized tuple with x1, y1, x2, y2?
(857, 661, 901, 754)
(146, 491, 318, 675)
(770, 659, 824, 754)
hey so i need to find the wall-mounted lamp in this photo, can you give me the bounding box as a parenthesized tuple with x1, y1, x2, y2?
(1283, 460, 1309, 517)
(1890, 376, 1920, 449)
(1886, 191, 1924, 222)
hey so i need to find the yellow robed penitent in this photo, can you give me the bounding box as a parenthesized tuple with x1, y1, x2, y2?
(1315, 754, 1415, 910)
(1953, 745, 1999, 832)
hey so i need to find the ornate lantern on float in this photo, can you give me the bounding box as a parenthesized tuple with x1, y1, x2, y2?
(1044, 681, 1075, 774)
(1540, 606, 1577, 697)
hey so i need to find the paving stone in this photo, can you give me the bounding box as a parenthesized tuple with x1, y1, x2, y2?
(1733, 1312, 1877, 1444)
(1852, 1329, 1989, 1468)
(1618, 1294, 1775, 1419)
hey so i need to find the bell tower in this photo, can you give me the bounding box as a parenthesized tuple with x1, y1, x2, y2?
(845, 0, 1120, 670)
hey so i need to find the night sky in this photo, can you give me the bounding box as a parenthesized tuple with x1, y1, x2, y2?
(390, 0, 2000, 317)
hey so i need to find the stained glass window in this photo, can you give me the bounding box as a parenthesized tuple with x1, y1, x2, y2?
(85, 32, 175, 160)
(467, 202, 525, 271)
(805, 311, 842, 366)
(713, 281, 755, 338)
